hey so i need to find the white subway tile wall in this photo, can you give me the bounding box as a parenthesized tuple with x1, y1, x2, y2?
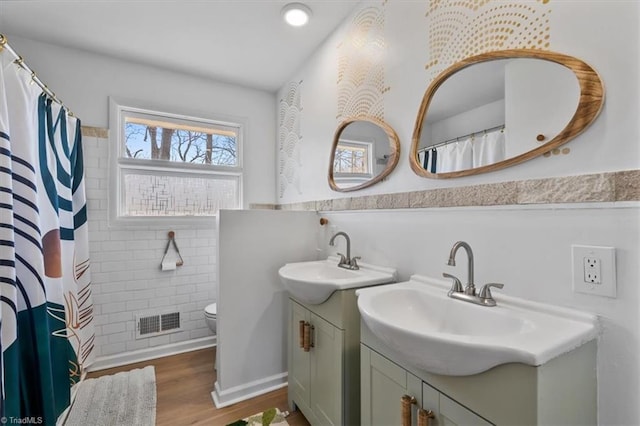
(83, 135, 216, 357)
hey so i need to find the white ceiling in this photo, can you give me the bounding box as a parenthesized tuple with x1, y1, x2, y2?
(0, 0, 360, 92)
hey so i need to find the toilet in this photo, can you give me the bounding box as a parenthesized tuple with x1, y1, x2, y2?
(204, 302, 217, 335)
(204, 302, 219, 371)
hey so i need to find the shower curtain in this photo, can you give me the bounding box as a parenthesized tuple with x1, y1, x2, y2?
(473, 129, 506, 168)
(436, 137, 473, 173)
(1, 49, 94, 423)
(433, 129, 506, 173)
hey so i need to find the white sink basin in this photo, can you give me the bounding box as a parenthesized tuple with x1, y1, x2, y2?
(356, 275, 599, 376)
(279, 257, 397, 304)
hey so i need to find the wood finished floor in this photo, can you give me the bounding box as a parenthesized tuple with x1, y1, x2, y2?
(88, 347, 310, 426)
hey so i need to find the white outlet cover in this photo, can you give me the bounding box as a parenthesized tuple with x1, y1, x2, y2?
(571, 245, 617, 298)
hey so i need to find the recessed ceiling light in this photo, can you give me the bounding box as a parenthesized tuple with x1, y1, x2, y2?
(282, 3, 312, 27)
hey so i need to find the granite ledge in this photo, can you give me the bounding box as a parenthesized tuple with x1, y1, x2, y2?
(277, 170, 639, 211)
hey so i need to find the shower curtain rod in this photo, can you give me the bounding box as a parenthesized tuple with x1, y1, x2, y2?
(0, 34, 73, 116)
(418, 124, 505, 153)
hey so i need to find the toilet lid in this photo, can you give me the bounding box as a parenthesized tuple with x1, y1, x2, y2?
(205, 303, 217, 316)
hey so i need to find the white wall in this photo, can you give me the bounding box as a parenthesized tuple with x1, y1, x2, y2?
(276, 1, 640, 424)
(6, 34, 276, 207)
(425, 99, 505, 148)
(505, 58, 580, 158)
(83, 134, 217, 364)
(214, 210, 318, 407)
(277, 1, 639, 204)
(318, 205, 639, 425)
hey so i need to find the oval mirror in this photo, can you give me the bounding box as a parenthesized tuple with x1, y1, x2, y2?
(329, 117, 400, 192)
(411, 49, 604, 178)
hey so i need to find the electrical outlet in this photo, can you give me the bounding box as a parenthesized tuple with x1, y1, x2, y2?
(572, 245, 616, 297)
(583, 257, 601, 284)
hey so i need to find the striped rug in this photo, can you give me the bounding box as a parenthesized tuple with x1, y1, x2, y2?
(64, 366, 156, 426)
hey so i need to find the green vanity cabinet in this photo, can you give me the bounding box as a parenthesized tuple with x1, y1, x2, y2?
(360, 345, 422, 426)
(361, 321, 597, 425)
(289, 301, 312, 407)
(361, 345, 490, 426)
(288, 290, 362, 426)
(290, 301, 344, 425)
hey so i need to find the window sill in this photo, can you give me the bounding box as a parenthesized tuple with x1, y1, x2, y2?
(107, 214, 223, 229)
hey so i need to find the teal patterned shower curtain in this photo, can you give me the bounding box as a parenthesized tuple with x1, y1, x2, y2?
(1, 47, 94, 423)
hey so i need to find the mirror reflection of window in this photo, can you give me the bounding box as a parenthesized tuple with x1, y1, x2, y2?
(334, 139, 373, 178)
(329, 118, 400, 192)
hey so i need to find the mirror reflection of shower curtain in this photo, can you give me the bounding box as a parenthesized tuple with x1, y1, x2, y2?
(433, 130, 505, 173)
(436, 137, 473, 173)
(418, 148, 438, 173)
(473, 130, 506, 168)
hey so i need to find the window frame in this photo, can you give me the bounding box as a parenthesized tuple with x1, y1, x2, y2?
(333, 137, 375, 181)
(109, 98, 244, 225)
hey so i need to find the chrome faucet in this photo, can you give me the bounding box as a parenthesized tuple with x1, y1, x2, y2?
(329, 231, 360, 270)
(443, 241, 504, 307)
(447, 241, 476, 295)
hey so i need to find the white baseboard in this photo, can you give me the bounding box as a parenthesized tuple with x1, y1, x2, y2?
(211, 372, 288, 408)
(88, 336, 216, 372)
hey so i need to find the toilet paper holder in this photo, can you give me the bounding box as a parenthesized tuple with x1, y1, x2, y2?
(161, 231, 184, 269)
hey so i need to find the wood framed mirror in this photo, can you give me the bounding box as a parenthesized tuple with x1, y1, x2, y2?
(411, 49, 604, 179)
(329, 117, 400, 192)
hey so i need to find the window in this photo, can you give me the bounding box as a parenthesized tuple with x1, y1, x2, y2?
(333, 139, 373, 179)
(110, 99, 243, 220)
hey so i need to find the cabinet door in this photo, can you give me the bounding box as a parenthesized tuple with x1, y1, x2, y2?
(423, 383, 493, 426)
(310, 313, 344, 426)
(290, 301, 311, 407)
(361, 345, 422, 426)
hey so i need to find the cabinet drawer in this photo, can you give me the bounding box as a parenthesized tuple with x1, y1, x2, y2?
(424, 383, 493, 426)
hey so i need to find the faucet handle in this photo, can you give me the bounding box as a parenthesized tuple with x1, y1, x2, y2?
(336, 252, 348, 265)
(479, 283, 504, 301)
(443, 272, 463, 294)
(350, 256, 361, 270)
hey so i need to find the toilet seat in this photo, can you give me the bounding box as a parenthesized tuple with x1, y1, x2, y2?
(204, 302, 217, 343)
(205, 302, 217, 318)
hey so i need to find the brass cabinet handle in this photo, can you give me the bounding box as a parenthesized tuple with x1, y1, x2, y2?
(299, 320, 305, 349)
(401, 394, 417, 426)
(417, 409, 435, 426)
(310, 324, 315, 348)
(303, 322, 311, 352)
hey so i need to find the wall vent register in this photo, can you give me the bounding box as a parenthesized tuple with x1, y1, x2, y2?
(136, 311, 181, 339)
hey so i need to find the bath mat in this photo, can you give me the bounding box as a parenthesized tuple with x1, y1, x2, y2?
(64, 366, 156, 426)
(226, 408, 290, 426)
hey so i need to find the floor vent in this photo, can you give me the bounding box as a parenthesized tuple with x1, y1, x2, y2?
(136, 311, 181, 339)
